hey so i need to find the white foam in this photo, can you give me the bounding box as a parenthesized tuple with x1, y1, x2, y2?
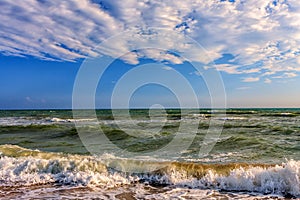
(169, 160, 300, 197)
(0, 117, 97, 126)
(0, 155, 132, 188)
(0, 117, 38, 126)
(280, 113, 293, 115)
(218, 117, 247, 120)
(50, 117, 72, 122)
(0, 151, 299, 197)
(185, 151, 244, 163)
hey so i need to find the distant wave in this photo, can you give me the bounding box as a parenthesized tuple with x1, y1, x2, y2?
(0, 145, 299, 198)
(0, 117, 96, 126)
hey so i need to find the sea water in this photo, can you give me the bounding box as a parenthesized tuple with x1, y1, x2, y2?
(0, 109, 299, 199)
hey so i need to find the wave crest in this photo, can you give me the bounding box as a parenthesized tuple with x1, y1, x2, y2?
(0, 145, 299, 197)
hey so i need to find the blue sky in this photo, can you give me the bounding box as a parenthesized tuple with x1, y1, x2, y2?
(1, 0, 300, 109)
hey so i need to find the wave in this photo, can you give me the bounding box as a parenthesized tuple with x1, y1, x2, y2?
(0, 117, 99, 127)
(0, 117, 72, 126)
(0, 145, 299, 197)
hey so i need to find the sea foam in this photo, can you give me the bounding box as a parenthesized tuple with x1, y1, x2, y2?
(0, 145, 299, 197)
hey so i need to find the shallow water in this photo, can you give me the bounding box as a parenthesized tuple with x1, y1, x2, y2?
(0, 109, 299, 199)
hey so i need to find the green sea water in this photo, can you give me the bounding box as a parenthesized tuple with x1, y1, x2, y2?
(0, 109, 299, 163)
(0, 109, 299, 199)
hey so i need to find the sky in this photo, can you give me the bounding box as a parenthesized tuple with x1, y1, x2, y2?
(1, 0, 300, 109)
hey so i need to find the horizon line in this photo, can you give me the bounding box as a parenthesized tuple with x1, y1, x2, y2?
(1, 107, 300, 111)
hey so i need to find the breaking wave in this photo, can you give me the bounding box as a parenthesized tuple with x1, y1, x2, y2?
(0, 145, 299, 198)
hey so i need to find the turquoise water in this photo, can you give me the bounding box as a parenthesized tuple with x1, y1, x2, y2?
(0, 109, 299, 199)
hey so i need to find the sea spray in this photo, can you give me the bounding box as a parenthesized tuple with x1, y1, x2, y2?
(0, 145, 299, 197)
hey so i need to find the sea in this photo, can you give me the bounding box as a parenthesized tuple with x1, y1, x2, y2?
(0, 109, 299, 199)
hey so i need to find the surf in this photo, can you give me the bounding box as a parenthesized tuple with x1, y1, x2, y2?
(0, 145, 299, 198)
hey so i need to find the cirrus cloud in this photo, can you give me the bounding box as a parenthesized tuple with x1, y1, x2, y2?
(0, 0, 300, 81)
(242, 77, 260, 82)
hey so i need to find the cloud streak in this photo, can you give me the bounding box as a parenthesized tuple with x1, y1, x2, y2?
(0, 0, 300, 81)
(242, 77, 260, 82)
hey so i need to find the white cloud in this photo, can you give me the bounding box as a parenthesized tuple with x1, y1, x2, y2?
(243, 68, 261, 74)
(264, 78, 272, 84)
(139, 49, 183, 64)
(242, 77, 260, 82)
(273, 72, 298, 78)
(284, 72, 298, 78)
(205, 64, 239, 74)
(236, 87, 251, 90)
(0, 0, 300, 80)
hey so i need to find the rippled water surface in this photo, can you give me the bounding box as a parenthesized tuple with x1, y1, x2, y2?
(0, 109, 299, 199)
